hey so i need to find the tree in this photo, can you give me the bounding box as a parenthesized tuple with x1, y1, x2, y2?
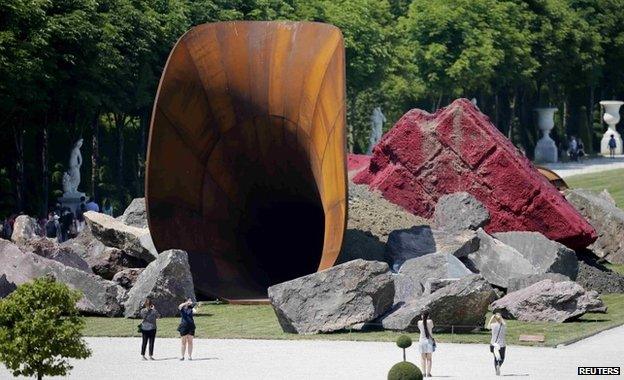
(0, 277, 91, 380)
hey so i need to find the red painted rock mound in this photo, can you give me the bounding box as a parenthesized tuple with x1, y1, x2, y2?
(347, 154, 371, 179)
(353, 99, 597, 250)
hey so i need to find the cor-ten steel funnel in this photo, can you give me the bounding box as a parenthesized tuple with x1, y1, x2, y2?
(146, 21, 347, 301)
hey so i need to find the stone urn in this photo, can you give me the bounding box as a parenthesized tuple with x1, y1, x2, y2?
(534, 107, 558, 163)
(600, 100, 623, 156)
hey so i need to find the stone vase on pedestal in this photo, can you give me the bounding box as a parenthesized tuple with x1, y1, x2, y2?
(534, 107, 558, 163)
(600, 101, 623, 156)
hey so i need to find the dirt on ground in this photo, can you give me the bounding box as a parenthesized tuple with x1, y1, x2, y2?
(576, 252, 624, 294)
(346, 183, 428, 242)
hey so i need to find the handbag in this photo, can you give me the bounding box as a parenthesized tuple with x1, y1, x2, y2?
(431, 338, 437, 352)
(137, 323, 142, 333)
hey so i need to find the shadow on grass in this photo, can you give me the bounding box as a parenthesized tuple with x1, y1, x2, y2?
(574, 318, 610, 323)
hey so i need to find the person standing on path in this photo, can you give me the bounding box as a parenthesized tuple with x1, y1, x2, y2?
(488, 312, 507, 376)
(139, 299, 160, 360)
(178, 299, 198, 361)
(608, 134, 617, 158)
(417, 312, 435, 377)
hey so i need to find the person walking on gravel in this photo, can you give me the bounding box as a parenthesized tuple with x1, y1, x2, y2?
(417, 312, 435, 377)
(488, 312, 507, 376)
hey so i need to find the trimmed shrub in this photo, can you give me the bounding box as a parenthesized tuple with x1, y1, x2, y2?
(396, 335, 412, 349)
(387, 361, 423, 380)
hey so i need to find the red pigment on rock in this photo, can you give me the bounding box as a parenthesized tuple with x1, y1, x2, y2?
(353, 99, 597, 250)
(347, 154, 371, 173)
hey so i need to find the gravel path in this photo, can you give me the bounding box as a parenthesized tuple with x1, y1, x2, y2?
(2, 325, 623, 379)
(545, 156, 624, 178)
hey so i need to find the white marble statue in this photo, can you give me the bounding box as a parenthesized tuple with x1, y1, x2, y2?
(367, 107, 387, 154)
(62, 138, 84, 196)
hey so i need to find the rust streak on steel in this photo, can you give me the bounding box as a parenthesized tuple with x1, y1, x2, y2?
(145, 21, 347, 301)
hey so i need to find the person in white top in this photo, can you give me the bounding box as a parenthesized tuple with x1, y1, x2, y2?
(417, 312, 435, 377)
(487, 312, 507, 376)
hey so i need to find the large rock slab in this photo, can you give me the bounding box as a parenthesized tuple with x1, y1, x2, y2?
(490, 279, 606, 322)
(353, 99, 597, 250)
(61, 229, 107, 260)
(507, 273, 570, 293)
(462, 229, 535, 288)
(118, 198, 148, 228)
(112, 268, 144, 289)
(0, 274, 17, 298)
(0, 239, 125, 316)
(20, 237, 92, 272)
(84, 211, 157, 263)
(123, 249, 195, 318)
(493, 231, 579, 280)
(11, 215, 40, 245)
(432, 192, 490, 232)
(565, 189, 624, 264)
(268, 259, 394, 334)
(394, 253, 472, 304)
(381, 275, 496, 332)
(387, 226, 479, 270)
(87, 247, 147, 280)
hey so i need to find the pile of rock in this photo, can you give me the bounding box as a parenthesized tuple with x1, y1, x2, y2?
(0, 199, 195, 318)
(269, 190, 616, 334)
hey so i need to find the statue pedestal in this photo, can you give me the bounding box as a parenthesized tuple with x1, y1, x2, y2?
(534, 136, 558, 163)
(58, 192, 86, 215)
(600, 128, 623, 155)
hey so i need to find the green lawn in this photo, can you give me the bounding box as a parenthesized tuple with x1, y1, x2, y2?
(83, 294, 624, 347)
(565, 168, 624, 208)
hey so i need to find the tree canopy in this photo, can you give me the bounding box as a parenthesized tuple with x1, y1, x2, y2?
(0, 0, 622, 217)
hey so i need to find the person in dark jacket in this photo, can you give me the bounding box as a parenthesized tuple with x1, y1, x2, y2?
(177, 298, 198, 361)
(139, 299, 160, 360)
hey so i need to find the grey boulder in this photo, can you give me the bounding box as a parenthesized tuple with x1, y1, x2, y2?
(565, 189, 624, 264)
(493, 231, 579, 280)
(112, 268, 144, 289)
(20, 237, 92, 272)
(394, 253, 472, 304)
(87, 247, 147, 280)
(507, 273, 570, 293)
(61, 229, 107, 261)
(462, 229, 536, 288)
(381, 275, 497, 332)
(432, 192, 490, 232)
(490, 279, 606, 322)
(118, 198, 148, 228)
(123, 249, 195, 318)
(268, 259, 394, 334)
(84, 211, 157, 263)
(11, 215, 40, 245)
(0, 239, 126, 316)
(0, 274, 17, 298)
(387, 226, 479, 270)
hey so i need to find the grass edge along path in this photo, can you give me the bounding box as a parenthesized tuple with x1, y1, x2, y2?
(83, 294, 624, 347)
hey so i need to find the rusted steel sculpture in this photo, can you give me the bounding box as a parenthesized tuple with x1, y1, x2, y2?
(146, 21, 347, 301)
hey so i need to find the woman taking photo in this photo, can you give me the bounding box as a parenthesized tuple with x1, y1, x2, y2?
(178, 298, 198, 361)
(488, 311, 507, 376)
(139, 299, 159, 360)
(417, 312, 435, 377)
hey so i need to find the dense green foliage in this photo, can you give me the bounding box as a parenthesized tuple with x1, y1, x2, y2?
(1, 0, 623, 216)
(0, 277, 91, 380)
(387, 361, 423, 380)
(396, 334, 412, 349)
